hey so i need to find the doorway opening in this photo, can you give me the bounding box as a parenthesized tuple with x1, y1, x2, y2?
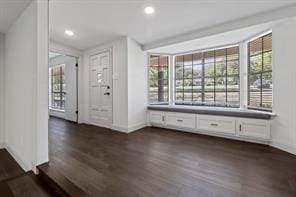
(48, 52, 78, 123)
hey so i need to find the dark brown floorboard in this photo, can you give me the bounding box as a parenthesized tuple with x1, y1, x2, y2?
(0, 149, 24, 182)
(48, 117, 296, 197)
(6, 172, 54, 197)
(0, 149, 55, 196)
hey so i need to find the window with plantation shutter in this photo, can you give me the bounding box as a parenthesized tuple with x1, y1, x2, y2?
(175, 45, 240, 107)
(148, 55, 169, 104)
(248, 33, 272, 111)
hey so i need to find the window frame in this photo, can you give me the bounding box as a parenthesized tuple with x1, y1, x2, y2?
(247, 31, 273, 112)
(173, 44, 240, 108)
(147, 54, 170, 105)
(49, 64, 66, 111)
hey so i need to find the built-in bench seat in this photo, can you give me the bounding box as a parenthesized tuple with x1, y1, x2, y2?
(147, 105, 275, 144)
(148, 105, 274, 120)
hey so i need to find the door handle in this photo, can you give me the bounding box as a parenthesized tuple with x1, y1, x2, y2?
(104, 92, 110, 95)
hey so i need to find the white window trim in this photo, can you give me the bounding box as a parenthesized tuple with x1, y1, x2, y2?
(169, 55, 174, 105)
(245, 30, 273, 112)
(240, 41, 248, 110)
(147, 53, 171, 105)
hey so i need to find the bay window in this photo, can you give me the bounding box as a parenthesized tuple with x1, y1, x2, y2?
(148, 31, 272, 112)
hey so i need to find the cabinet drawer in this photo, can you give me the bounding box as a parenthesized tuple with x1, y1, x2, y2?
(149, 111, 165, 125)
(237, 118, 270, 140)
(166, 112, 196, 129)
(197, 115, 236, 135)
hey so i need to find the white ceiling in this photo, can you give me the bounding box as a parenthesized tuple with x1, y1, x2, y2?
(0, 0, 31, 33)
(50, 0, 296, 50)
(147, 20, 277, 54)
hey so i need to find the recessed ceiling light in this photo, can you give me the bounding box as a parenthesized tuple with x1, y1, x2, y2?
(65, 30, 74, 36)
(144, 6, 155, 15)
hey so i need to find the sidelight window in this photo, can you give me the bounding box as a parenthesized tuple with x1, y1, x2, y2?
(49, 64, 66, 110)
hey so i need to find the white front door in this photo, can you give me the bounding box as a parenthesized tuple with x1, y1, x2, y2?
(65, 56, 77, 122)
(89, 50, 112, 128)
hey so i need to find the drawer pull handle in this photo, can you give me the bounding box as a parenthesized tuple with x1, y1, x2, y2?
(177, 119, 183, 122)
(211, 123, 218, 126)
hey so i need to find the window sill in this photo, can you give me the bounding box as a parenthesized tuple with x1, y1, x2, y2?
(147, 105, 275, 120)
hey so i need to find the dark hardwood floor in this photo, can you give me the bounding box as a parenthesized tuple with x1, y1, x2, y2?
(0, 149, 54, 196)
(48, 117, 296, 197)
(0, 149, 24, 182)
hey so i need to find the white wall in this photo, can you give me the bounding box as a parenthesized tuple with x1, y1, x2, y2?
(83, 37, 148, 133)
(0, 33, 4, 148)
(83, 37, 129, 131)
(127, 38, 148, 131)
(4, 0, 48, 171)
(271, 18, 296, 155)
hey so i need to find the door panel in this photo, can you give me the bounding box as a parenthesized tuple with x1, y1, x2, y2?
(64, 56, 77, 122)
(89, 50, 112, 128)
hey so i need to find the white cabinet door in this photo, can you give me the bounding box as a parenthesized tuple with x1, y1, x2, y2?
(165, 112, 196, 129)
(197, 115, 236, 135)
(149, 111, 165, 125)
(237, 118, 270, 140)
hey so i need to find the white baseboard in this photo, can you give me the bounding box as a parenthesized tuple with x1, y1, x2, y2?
(49, 109, 65, 119)
(270, 141, 296, 155)
(111, 124, 129, 133)
(5, 144, 31, 172)
(127, 122, 147, 133)
(112, 122, 147, 133)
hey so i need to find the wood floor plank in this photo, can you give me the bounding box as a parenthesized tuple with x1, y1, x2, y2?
(48, 117, 296, 197)
(0, 149, 24, 182)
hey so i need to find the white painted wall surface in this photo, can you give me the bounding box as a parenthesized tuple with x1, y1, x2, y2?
(4, 0, 48, 171)
(83, 37, 148, 132)
(83, 37, 129, 131)
(36, 0, 49, 167)
(127, 38, 148, 131)
(271, 18, 296, 155)
(0, 33, 4, 148)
